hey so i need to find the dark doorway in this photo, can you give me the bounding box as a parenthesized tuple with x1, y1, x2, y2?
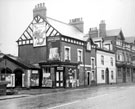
(123, 68, 126, 83)
(87, 72, 90, 85)
(14, 69, 23, 87)
(106, 68, 109, 84)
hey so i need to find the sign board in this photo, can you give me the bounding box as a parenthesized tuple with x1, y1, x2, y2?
(33, 22, 46, 47)
(57, 67, 63, 70)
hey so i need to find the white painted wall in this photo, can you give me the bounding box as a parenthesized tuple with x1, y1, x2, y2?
(96, 50, 116, 84)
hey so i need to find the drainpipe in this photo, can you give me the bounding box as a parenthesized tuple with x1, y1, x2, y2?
(83, 42, 86, 86)
(4, 59, 7, 81)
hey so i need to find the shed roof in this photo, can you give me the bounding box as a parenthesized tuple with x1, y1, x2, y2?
(0, 53, 39, 69)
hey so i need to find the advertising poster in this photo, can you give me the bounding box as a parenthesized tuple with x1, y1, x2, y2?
(33, 22, 46, 47)
(47, 36, 60, 61)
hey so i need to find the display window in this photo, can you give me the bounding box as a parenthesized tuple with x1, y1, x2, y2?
(66, 67, 77, 88)
(31, 70, 39, 86)
(42, 67, 52, 87)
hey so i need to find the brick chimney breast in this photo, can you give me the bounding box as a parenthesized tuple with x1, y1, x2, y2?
(99, 20, 106, 38)
(33, 3, 47, 19)
(69, 18, 84, 33)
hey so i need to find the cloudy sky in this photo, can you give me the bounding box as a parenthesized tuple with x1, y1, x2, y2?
(0, 0, 135, 56)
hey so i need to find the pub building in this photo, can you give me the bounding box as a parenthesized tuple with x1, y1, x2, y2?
(15, 3, 97, 88)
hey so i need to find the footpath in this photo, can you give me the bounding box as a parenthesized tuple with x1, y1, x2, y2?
(0, 82, 135, 101)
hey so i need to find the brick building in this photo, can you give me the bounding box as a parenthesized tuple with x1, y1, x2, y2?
(16, 3, 97, 88)
(88, 20, 135, 83)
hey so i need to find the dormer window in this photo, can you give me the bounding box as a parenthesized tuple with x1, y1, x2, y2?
(87, 42, 91, 51)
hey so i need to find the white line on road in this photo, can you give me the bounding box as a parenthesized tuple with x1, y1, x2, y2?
(47, 93, 109, 109)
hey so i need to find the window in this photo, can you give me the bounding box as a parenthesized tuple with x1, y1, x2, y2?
(101, 55, 104, 65)
(87, 42, 91, 50)
(91, 57, 95, 69)
(111, 71, 114, 80)
(64, 46, 71, 60)
(91, 71, 95, 80)
(111, 57, 113, 66)
(77, 49, 83, 62)
(117, 53, 122, 61)
(101, 70, 104, 80)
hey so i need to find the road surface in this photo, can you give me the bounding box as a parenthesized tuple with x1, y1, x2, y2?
(0, 84, 135, 109)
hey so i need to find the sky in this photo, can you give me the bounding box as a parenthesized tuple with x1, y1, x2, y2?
(0, 0, 135, 56)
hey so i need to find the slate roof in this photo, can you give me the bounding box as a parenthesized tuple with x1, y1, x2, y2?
(0, 53, 39, 69)
(46, 17, 85, 40)
(106, 29, 121, 37)
(125, 36, 135, 43)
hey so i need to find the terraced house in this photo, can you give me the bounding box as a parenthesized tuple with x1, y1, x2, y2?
(88, 20, 135, 84)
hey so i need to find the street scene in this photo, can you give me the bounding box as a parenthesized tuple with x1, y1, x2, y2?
(0, 0, 135, 109)
(0, 83, 135, 109)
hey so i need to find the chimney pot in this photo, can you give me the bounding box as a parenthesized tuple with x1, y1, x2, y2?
(33, 3, 47, 19)
(43, 3, 45, 7)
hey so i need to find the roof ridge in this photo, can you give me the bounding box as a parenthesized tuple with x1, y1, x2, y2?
(47, 17, 71, 26)
(107, 28, 121, 31)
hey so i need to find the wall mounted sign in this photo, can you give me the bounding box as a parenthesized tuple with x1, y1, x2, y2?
(33, 22, 46, 47)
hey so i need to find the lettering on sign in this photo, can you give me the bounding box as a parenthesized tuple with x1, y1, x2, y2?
(57, 67, 63, 70)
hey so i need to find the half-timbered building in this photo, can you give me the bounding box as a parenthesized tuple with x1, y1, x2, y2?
(16, 3, 97, 88)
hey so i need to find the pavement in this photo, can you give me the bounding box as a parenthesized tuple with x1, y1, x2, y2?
(0, 82, 135, 101)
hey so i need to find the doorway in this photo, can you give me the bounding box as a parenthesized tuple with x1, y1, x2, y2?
(55, 71, 64, 88)
(14, 69, 23, 87)
(106, 68, 109, 84)
(87, 72, 90, 85)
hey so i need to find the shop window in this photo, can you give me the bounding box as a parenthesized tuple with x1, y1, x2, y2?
(66, 68, 77, 88)
(111, 71, 114, 80)
(77, 49, 83, 62)
(1, 68, 13, 87)
(118, 68, 122, 77)
(101, 70, 104, 80)
(42, 67, 52, 87)
(31, 70, 39, 87)
(101, 55, 104, 65)
(64, 46, 71, 61)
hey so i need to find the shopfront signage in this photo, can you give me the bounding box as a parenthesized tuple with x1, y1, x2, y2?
(57, 67, 63, 70)
(48, 37, 60, 42)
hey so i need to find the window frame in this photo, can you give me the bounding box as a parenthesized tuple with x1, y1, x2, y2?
(101, 70, 104, 80)
(77, 49, 83, 62)
(101, 55, 104, 65)
(64, 46, 71, 61)
(91, 57, 95, 69)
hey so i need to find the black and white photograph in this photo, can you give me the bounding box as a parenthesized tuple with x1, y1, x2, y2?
(0, 0, 135, 108)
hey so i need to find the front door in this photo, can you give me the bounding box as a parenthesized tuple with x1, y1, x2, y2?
(87, 72, 90, 85)
(106, 68, 109, 84)
(15, 70, 22, 87)
(56, 71, 64, 88)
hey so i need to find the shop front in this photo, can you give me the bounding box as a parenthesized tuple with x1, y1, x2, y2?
(40, 61, 79, 88)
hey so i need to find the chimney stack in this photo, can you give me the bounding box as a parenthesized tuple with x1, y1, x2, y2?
(89, 27, 98, 38)
(99, 20, 106, 38)
(69, 18, 84, 33)
(33, 3, 47, 19)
